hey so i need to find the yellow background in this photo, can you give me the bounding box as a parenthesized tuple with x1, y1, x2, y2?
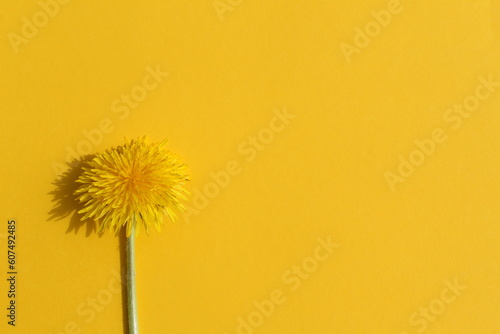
(1, 0, 499, 333)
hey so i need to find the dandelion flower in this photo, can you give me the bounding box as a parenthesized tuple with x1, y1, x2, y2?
(74, 136, 189, 236)
(71, 136, 189, 334)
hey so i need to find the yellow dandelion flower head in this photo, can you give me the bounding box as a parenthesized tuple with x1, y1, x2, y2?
(74, 137, 189, 236)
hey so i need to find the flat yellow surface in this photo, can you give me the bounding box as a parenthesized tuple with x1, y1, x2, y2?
(1, 1, 499, 333)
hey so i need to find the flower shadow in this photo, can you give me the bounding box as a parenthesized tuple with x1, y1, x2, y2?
(48, 156, 130, 332)
(47, 155, 100, 237)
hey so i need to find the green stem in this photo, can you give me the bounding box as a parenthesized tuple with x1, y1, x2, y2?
(127, 223, 139, 334)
